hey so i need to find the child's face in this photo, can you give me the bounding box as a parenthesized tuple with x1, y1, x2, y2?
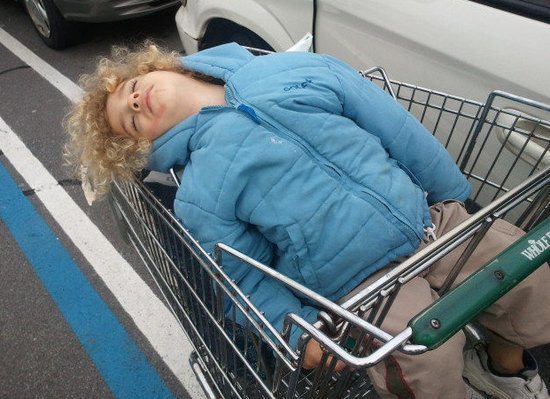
(106, 71, 190, 141)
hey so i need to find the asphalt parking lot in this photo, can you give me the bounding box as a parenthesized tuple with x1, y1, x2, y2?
(0, 3, 201, 398)
(0, 2, 548, 398)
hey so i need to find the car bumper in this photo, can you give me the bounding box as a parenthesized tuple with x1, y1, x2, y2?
(56, 0, 180, 23)
(175, 5, 199, 54)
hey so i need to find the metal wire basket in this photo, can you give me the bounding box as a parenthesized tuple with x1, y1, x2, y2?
(109, 63, 549, 398)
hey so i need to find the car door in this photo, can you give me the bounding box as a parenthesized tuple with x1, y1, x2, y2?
(314, 0, 549, 210)
(315, 0, 549, 105)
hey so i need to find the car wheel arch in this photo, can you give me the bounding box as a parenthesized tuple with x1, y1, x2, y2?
(200, 18, 274, 50)
(186, 0, 295, 51)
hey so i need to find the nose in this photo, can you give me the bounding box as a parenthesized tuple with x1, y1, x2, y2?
(127, 91, 142, 112)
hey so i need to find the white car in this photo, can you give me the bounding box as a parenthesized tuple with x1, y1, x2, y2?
(175, 0, 550, 208)
(175, 0, 549, 105)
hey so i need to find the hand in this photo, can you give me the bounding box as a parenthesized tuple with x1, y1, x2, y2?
(303, 339, 346, 371)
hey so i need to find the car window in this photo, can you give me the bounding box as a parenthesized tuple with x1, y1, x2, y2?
(471, 0, 550, 23)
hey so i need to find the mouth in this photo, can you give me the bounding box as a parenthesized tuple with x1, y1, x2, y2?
(144, 86, 153, 114)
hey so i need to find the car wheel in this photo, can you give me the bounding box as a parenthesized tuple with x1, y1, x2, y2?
(23, 0, 81, 49)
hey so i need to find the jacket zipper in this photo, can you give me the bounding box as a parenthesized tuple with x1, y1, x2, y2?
(226, 87, 423, 241)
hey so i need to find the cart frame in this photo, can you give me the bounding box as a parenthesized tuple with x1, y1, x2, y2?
(108, 63, 550, 399)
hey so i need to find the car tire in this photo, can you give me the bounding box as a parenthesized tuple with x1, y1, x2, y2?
(226, 30, 272, 51)
(200, 19, 273, 52)
(23, 0, 82, 49)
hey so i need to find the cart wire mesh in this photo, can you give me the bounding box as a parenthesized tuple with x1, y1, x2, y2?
(109, 68, 550, 398)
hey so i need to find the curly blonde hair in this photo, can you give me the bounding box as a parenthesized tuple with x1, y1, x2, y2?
(64, 41, 210, 199)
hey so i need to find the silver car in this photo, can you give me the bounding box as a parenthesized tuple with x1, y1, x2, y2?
(23, 0, 179, 49)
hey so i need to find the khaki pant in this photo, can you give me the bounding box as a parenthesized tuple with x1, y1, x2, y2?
(342, 201, 550, 399)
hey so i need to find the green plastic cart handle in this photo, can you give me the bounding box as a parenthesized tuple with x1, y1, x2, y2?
(409, 218, 550, 349)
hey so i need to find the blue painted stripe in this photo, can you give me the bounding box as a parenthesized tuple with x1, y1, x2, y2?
(0, 163, 174, 399)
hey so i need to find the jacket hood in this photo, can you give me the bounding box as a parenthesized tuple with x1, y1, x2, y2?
(147, 43, 254, 172)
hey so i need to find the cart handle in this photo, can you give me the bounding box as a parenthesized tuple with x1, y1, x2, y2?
(409, 217, 549, 349)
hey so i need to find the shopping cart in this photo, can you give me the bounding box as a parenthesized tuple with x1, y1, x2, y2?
(108, 60, 550, 398)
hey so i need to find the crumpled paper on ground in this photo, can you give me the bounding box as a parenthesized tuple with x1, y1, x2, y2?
(80, 165, 97, 206)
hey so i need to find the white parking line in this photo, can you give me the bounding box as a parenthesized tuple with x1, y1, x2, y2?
(0, 29, 81, 103)
(0, 28, 204, 398)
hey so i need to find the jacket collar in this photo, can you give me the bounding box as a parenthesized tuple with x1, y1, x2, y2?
(147, 43, 254, 172)
(147, 114, 198, 172)
(180, 42, 254, 83)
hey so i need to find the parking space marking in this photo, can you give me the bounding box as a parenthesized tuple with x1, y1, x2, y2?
(0, 159, 175, 399)
(0, 28, 204, 398)
(0, 28, 81, 103)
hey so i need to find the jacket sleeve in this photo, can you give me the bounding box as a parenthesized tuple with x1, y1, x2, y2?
(323, 55, 471, 204)
(175, 200, 319, 349)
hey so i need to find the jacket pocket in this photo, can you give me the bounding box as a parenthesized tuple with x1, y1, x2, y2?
(285, 223, 320, 290)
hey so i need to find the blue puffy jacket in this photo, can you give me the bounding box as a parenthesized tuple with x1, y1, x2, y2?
(147, 43, 471, 348)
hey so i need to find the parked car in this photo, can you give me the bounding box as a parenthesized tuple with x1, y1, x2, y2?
(175, 0, 549, 104)
(175, 0, 550, 212)
(22, 0, 180, 49)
